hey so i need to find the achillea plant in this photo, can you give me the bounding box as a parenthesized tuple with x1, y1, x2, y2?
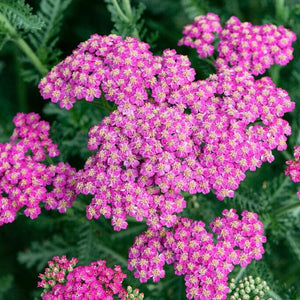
(0, 1, 299, 299)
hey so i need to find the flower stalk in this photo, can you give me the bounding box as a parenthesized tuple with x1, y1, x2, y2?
(0, 11, 48, 76)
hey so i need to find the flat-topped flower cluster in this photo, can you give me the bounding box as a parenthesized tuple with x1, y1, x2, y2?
(0, 113, 77, 225)
(179, 13, 296, 75)
(37, 14, 295, 231)
(128, 209, 266, 300)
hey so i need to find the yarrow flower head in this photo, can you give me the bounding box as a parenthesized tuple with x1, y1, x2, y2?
(285, 146, 300, 199)
(0, 113, 78, 225)
(39, 34, 195, 110)
(178, 13, 222, 57)
(38, 255, 78, 295)
(38, 256, 130, 300)
(179, 13, 296, 75)
(38, 17, 295, 230)
(217, 16, 296, 75)
(128, 209, 266, 300)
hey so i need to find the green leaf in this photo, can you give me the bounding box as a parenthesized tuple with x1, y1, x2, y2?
(0, 0, 43, 33)
(286, 232, 300, 262)
(28, 0, 71, 66)
(17, 235, 71, 271)
(76, 221, 95, 266)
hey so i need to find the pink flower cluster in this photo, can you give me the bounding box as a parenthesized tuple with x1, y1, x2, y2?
(38, 17, 295, 229)
(0, 113, 77, 225)
(179, 13, 296, 75)
(178, 13, 222, 57)
(128, 209, 266, 300)
(38, 255, 78, 292)
(39, 34, 195, 110)
(76, 64, 293, 230)
(285, 146, 300, 199)
(38, 256, 127, 300)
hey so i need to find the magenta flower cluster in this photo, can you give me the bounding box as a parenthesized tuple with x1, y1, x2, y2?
(179, 13, 296, 75)
(0, 112, 77, 225)
(178, 13, 222, 57)
(38, 256, 127, 299)
(38, 255, 78, 293)
(128, 209, 266, 300)
(75, 62, 293, 231)
(38, 32, 294, 229)
(285, 146, 300, 199)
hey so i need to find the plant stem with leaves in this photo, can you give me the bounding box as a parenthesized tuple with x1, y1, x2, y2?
(0, 12, 48, 75)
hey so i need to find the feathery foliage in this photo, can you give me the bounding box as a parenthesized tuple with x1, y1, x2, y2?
(17, 235, 72, 271)
(28, 0, 71, 66)
(0, 0, 43, 34)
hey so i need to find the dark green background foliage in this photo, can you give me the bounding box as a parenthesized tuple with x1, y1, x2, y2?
(0, 0, 299, 299)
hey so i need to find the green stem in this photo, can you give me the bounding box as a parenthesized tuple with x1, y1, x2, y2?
(201, 57, 216, 68)
(275, 0, 289, 23)
(273, 201, 300, 218)
(270, 176, 290, 201)
(15, 37, 48, 75)
(263, 199, 300, 228)
(234, 267, 247, 282)
(268, 289, 283, 300)
(110, 0, 130, 23)
(97, 243, 128, 267)
(46, 155, 55, 165)
(131, 27, 140, 40)
(109, 0, 140, 40)
(126, 216, 146, 223)
(122, 0, 133, 19)
(281, 149, 293, 161)
(0, 12, 48, 76)
(88, 98, 115, 112)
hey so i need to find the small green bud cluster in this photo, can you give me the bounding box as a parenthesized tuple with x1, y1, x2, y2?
(125, 285, 144, 300)
(229, 276, 272, 300)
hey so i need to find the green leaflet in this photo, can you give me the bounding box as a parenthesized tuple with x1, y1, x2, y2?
(17, 235, 71, 271)
(28, 0, 71, 66)
(0, 0, 43, 33)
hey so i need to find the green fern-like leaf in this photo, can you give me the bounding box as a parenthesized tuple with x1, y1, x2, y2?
(97, 243, 128, 268)
(262, 173, 296, 206)
(28, 0, 71, 66)
(104, 0, 146, 39)
(232, 185, 266, 214)
(0, 0, 43, 33)
(286, 231, 300, 262)
(17, 235, 72, 271)
(76, 221, 95, 266)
